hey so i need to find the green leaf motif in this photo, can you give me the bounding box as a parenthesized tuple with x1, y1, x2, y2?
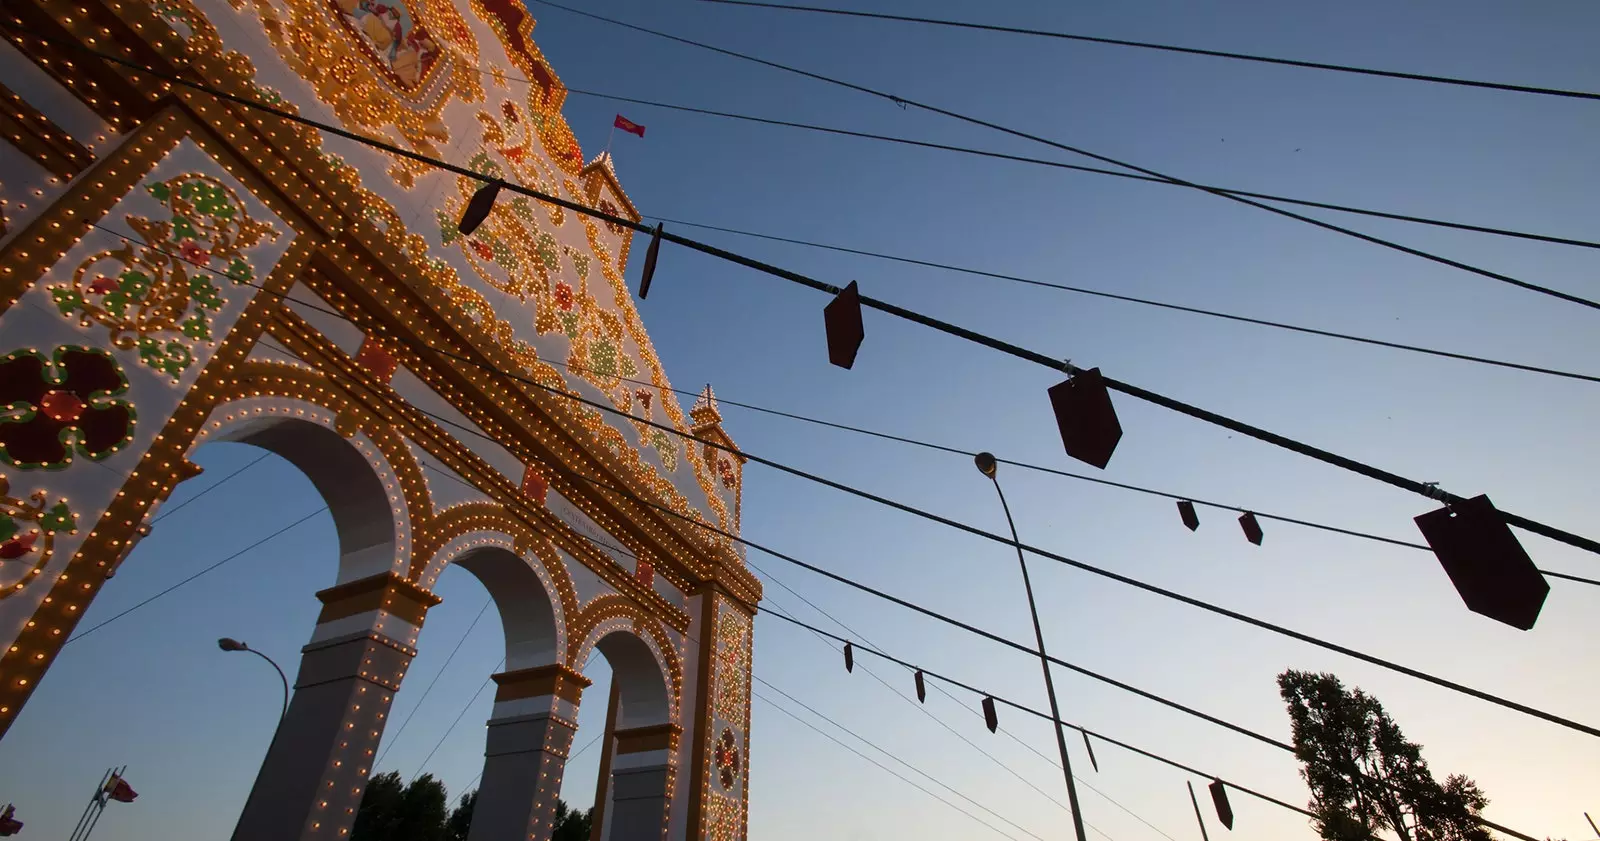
(52, 287, 85, 316)
(146, 182, 171, 202)
(119, 270, 152, 298)
(538, 234, 559, 270)
(226, 257, 253, 283)
(181, 313, 211, 340)
(102, 291, 131, 319)
(619, 355, 638, 378)
(590, 339, 618, 377)
(39, 503, 75, 534)
(437, 210, 460, 246)
(170, 215, 197, 241)
(0, 515, 17, 543)
(190, 276, 223, 309)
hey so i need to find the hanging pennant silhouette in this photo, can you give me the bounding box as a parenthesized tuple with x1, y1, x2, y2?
(824, 281, 865, 369)
(1209, 778, 1234, 830)
(458, 180, 501, 236)
(1081, 728, 1099, 772)
(638, 223, 664, 299)
(914, 669, 926, 703)
(843, 642, 854, 673)
(1415, 494, 1548, 630)
(1238, 511, 1264, 545)
(1047, 368, 1122, 469)
(981, 696, 998, 732)
(1177, 499, 1200, 531)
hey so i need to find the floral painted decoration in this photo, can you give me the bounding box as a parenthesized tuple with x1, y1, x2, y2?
(714, 728, 741, 790)
(0, 346, 136, 470)
(52, 174, 276, 378)
(0, 474, 77, 599)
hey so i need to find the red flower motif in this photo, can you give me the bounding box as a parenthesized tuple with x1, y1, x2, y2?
(635, 389, 652, 412)
(469, 239, 495, 260)
(501, 100, 519, 124)
(178, 240, 211, 266)
(0, 346, 135, 470)
(553, 283, 574, 311)
(88, 274, 119, 295)
(714, 729, 741, 789)
(718, 456, 737, 489)
(0, 531, 37, 560)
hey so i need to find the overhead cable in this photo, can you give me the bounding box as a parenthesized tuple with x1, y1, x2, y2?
(83, 218, 1599, 740)
(526, 0, 1600, 312)
(640, 214, 1600, 385)
(555, 86, 1600, 252)
(698, 0, 1600, 103)
(53, 36, 1600, 559)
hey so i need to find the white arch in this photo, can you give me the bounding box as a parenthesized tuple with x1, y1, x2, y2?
(572, 616, 679, 728)
(420, 529, 569, 671)
(186, 396, 412, 584)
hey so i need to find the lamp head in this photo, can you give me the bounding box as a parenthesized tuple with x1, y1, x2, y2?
(974, 452, 998, 479)
(218, 637, 247, 652)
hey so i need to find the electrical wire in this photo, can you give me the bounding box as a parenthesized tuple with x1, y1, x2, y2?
(149, 452, 274, 525)
(752, 689, 1030, 841)
(80, 218, 1600, 743)
(52, 353, 1533, 839)
(750, 563, 1181, 841)
(62, 506, 327, 645)
(45, 36, 1600, 559)
(374, 596, 494, 769)
(517, 346, 1600, 589)
(640, 214, 1600, 386)
(556, 86, 1600, 253)
(698, 0, 1600, 103)
(757, 608, 1537, 841)
(525, 0, 1600, 313)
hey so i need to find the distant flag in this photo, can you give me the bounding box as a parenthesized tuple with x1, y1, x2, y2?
(103, 774, 137, 804)
(613, 114, 646, 138)
(0, 805, 22, 836)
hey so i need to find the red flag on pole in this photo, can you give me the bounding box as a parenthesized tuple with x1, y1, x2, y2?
(613, 114, 646, 138)
(103, 775, 137, 803)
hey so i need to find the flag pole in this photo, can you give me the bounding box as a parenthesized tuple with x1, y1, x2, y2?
(79, 765, 123, 841)
(68, 767, 112, 841)
(604, 121, 616, 158)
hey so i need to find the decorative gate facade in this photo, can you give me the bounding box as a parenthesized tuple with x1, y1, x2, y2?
(0, 1, 760, 838)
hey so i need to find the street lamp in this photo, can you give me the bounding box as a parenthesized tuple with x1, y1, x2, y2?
(218, 637, 289, 723)
(974, 452, 1088, 841)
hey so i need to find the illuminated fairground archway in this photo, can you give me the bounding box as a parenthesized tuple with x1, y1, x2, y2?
(0, 2, 760, 838)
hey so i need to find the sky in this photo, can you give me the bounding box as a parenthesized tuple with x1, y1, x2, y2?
(3, 1, 1599, 840)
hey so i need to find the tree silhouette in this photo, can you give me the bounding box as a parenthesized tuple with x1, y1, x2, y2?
(355, 775, 591, 841)
(446, 789, 476, 841)
(1277, 670, 1490, 841)
(352, 772, 450, 841)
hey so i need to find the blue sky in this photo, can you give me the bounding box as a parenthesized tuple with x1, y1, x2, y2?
(3, 1, 1600, 840)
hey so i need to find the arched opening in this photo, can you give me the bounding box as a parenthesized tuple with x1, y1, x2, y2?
(575, 627, 676, 841)
(452, 545, 562, 671)
(591, 629, 672, 731)
(208, 414, 401, 583)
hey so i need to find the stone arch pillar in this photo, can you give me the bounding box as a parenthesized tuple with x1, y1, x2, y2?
(231, 572, 439, 841)
(468, 663, 591, 841)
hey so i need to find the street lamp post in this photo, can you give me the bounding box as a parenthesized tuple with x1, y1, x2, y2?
(218, 637, 289, 723)
(974, 452, 1088, 841)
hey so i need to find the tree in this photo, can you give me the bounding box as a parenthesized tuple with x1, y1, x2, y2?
(553, 798, 594, 841)
(446, 789, 476, 841)
(352, 771, 449, 841)
(357, 777, 591, 841)
(1277, 670, 1490, 841)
